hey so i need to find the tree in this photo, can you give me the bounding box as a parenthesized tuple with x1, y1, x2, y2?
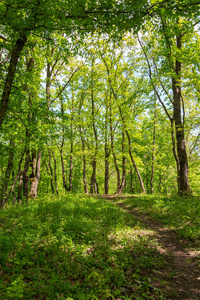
(1, 6, 200, 204)
(137, 9, 200, 195)
(2, 0, 199, 127)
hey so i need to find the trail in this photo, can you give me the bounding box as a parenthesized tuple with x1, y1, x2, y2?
(99, 195, 200, 300)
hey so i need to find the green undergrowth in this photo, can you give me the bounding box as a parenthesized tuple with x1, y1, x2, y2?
(0, 194, 166, 300)
(110, 194, 200, 243)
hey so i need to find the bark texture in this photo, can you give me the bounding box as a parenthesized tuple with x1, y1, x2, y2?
(29, 150, 41, 198)
(150, 99, 156, 194)
(0, 34, 27, 127)
(172, 33, 190, 195)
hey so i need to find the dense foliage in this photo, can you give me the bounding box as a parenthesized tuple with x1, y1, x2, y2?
(0, 0, 200, 205)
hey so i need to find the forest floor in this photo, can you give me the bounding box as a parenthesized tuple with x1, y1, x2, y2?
(99, 194, 200, 300)
(1, 193, 200, 299)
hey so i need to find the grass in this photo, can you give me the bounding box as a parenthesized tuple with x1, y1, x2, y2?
(109, 194, 200, 243)
(0, 193, 199, 299)
(0, 194, 166, 300)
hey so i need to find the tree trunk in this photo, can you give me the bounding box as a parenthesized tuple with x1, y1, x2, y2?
(23, 145, 30, 202)
(60, 147, 68, 191)
(170, 119, 181, 192)
(117, 104, 146, 194)
(138, 32, 190, 196)
(158, 173, 162, 193)
(172, 33, 190, 195)
(68, 96, 74, 192)
(104, 156, 109, 194)
(112, 145, 121, 193)
(12, 170, 16, 205)
(126, 130, 146, 194)
(79, 128, 88, 194)
(95, 181, 99, 194)
(78, 94, 88, 194)
(47, 152, 55, 194)
(0, 34, 27, 127)
(0, 140, 15, 207)
(60, 94, 74, 192)
(90, 160, 97, 194)
(109, 102, 121, 193)
(16, 149, 25, 204)
(82, 138, 88, 194)
(69, 142, 73, 192)
(118, 129, 126, 194)
(150, 99, 156, 194)
(3, 170, 24, 207)
(52, 152, 58, 195)
(22, 56, 37, 201)
(28, 150, 41, 199)
(60, 95, 69, 192)
(130, 169, 134, 194)
(82, 152, 88, 194)
(18, 172, 23, 204)
(90, 59, 98, 194)
(104, 104, 110, 194)
(1, 140, 15, 198)
(46, 62, 51, 109)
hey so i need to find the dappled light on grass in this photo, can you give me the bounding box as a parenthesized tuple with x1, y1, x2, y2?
(0, 194, 166, 299)
(102, 194, 200, 299)
(108, 224, 155, 250)
(112, 194, 200, 242)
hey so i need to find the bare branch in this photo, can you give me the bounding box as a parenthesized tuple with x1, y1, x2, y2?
(0, 34, 7, 41)
(153, 57, 173, 104)
(189, 133, 200, 157)
(50, 64, 83, 105)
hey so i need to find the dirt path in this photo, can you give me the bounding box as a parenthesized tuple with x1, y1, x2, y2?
(99, 195, 200, 300)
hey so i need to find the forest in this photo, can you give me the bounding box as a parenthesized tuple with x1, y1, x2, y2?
(0, 0, 200, 203)
(0, 0, 200, 299)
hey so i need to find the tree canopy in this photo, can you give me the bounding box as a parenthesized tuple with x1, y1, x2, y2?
(0, 0, 200, 206)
